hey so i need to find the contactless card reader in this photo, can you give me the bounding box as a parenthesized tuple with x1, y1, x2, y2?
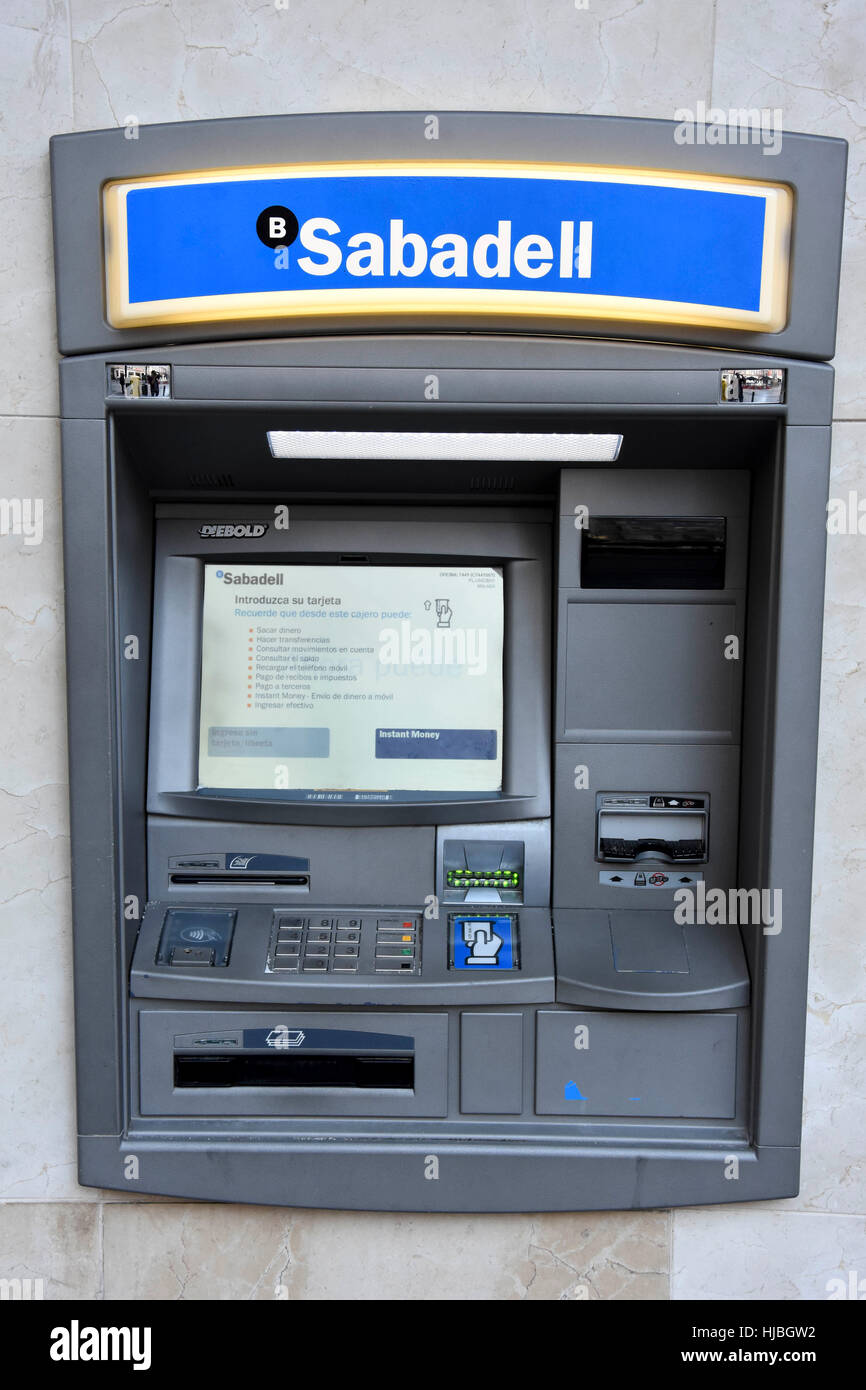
(156, 908, 236, 967)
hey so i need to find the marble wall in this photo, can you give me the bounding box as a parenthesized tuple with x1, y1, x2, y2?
(1, 0, 863, 1300)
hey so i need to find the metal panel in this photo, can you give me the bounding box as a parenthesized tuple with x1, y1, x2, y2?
(554, 910, 750, 1011)
(751, 426, 831, 1147)
(57, 338, 836, 427)
(460, 1013, 524, 1114)
(562, 600, 740, 742)
(78, 1132, 797, 1211)
(535, 1010, 739, 1118)
(61, 419, 123, 1138)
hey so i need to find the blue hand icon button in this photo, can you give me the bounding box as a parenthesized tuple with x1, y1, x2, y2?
(564, 1081, 586, 1100)
(449, 914, 519, 970)
(464, 920, 502, 962)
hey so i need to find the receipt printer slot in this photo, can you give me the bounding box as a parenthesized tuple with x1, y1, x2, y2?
(581, 516, 727, 590)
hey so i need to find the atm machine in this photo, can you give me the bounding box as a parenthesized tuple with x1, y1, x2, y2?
(50, 113, 846, 1210)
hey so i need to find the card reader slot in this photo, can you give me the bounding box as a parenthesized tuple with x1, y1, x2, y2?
(173, 1052, 414, 1089)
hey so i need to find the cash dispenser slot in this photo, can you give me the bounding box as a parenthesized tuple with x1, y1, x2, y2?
(174, 1052, 414, 1089)
(137, 1011, 449, 1117)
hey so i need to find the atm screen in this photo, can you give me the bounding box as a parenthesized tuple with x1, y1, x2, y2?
(197, 564, 504, 799)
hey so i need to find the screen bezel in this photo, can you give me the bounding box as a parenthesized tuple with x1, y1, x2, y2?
(147, 504, 551, 827)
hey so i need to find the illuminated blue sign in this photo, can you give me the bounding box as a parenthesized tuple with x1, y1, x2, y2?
(104, 163, 791, 331)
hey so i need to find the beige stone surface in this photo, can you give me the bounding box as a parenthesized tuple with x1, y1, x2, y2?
(103, 1204, 669, 1300)
(712, 0, 866, 418)
(0, 2, 73, 416)
(0, 1202, 101, 1298)
(68, 0, 715, 127)
(673, 1210, 866, 1300)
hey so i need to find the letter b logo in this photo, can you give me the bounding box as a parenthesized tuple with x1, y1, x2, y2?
(257, 205, 299, 249)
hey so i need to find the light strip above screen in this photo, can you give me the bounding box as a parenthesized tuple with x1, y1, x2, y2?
(103, 161, 793, 332)
(266, 431, 623, 462)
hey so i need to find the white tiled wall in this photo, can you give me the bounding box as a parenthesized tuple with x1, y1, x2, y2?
(1, 0, 863, 1300)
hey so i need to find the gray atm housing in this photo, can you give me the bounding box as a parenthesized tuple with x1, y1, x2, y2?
(51, 113, 846, 1210)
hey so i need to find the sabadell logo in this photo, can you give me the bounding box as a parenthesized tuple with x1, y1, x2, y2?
(198, 523, 268, 538)
(255, 204, 594, 282)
